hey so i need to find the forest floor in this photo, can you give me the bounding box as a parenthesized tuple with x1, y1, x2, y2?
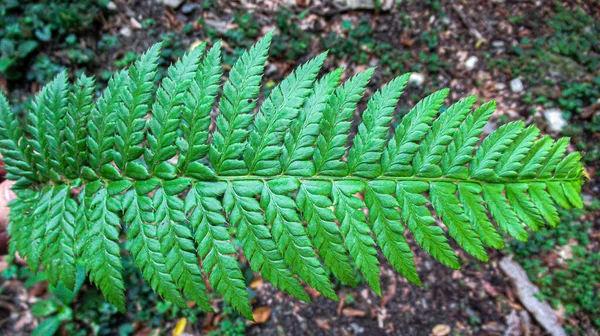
(0, 0, 598, 335)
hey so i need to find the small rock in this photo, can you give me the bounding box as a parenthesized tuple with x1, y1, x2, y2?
(159, 0, 184, 8)
(408, 73, 425, 87)
(106, 1, 117, 10)
(350, 323, 365, 334)
(130, 18, 142, 30)
(483, 120, 497, 135)
(465, 56, 478, 70)
(346, 0, 375, 9)
(181, 3, 199, 14)
(119, 26, 132, 37)
(495, 83, 506, 91)
(204, 19, 228, 34)
(492, 40, 505, 48)
(544, 108, 567, 132)
(510, 78, 524, 93)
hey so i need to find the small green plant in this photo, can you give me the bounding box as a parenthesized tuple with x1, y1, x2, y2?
(0, 0, 101, 80)
(510, 200, 600, 333)
(0, 33, 585, 320)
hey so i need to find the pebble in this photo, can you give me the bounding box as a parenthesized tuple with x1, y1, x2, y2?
(159, 0, 184, 8)
(408, 72, 425, 87)
(465, 56, 478, 70)
(106, 1, 117, 10)
(543, 108, 567, 132)
(130, 18, 142, 30)
(495, 83, 506, 91)
(181, 3, 199, 14)
(349, 323, 365, 334)
(492, 40, 505, 48)
(510, 78, 524, 93)
(119, 26, 132, 37)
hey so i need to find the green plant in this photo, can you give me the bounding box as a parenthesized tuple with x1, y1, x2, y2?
(510, 200, 600, 332)
(0, 0, 101, 80)
(0, 32, 585, 320)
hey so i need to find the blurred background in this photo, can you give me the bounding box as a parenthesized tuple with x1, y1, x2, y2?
(0, 0, 598, 335)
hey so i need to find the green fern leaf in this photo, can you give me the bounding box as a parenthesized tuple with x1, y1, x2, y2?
(332, 180, 381, 295)
(262, 177, 336, 299)
(314, 69, 374, 176)
(382, 89, 449, 176)
(348, 74, 410, 178)
(223, 181, 310, 301)
(41, 185, 77, 289)
(281, 69, 343, 176)
(245, 53, 326, 175)
(179, 41, 222, 178)
(64, 73, 95, 178)
(210, 32, 273, 175)
(186, 182, 252, 319)
(296, 180, 356, 286)
(1, 35, 586, 317)
(365, 181, 420, 285)
(396, 181, 460, 269)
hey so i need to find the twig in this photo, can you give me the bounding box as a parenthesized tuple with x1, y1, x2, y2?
(451, 4, 486, 43)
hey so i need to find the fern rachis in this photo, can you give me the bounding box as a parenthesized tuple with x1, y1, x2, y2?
(0, 34, 585, 318)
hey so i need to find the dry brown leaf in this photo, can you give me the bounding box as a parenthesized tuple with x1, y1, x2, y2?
(432, 324, 451, 336)
(249, 278, 263, 289)
(315, 318, 330, 330)
(342, 308, 366, 318)
(251, 306, 271, 324)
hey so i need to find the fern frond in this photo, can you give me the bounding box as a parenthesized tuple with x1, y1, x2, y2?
(245, 53, 325, 175)
(223, 181, 310, 301)
(382, 89, 449, 176)
(0, 93, 37, 186)
(314, 69, 374, 176)
(2, 35, 586, 317)
(82, 183, 126, 311)
(348, 74, 410, 178)
(332, 180, 381, 294)
(261, 177, 336, 299)
(186, 182, 252, 319)
(64, 73, 95, 178)
(210, 32, 273, 175)
(179, 41, 222, 179)
(296, 180, 356, 285)
(396, 181, 460, 269)
(281, 69, 343, 176)
(42, 71, 70, 180)
(41, 185, 77, 289)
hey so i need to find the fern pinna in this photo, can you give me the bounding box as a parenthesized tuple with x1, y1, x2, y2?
(0, 32, 585, 318)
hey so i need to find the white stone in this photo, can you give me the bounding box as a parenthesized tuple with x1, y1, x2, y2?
(408, 72, 425, 87)
(106, 1, 117, 10)
(510, 78, 524, 93)
(119, 26, 132, 37)
(544, 108, 567, 132)
(159, 0, 184, 8)
(465, 56, 478, 70)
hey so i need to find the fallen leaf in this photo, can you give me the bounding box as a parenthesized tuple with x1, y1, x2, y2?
(172, 318, 186, 336)
(342, 308, 366, 317)
(251, 307, 271, 324)
(315, 318, 330, 330)
(432, 324, 451, 336)
(249, 278, 263, 289)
